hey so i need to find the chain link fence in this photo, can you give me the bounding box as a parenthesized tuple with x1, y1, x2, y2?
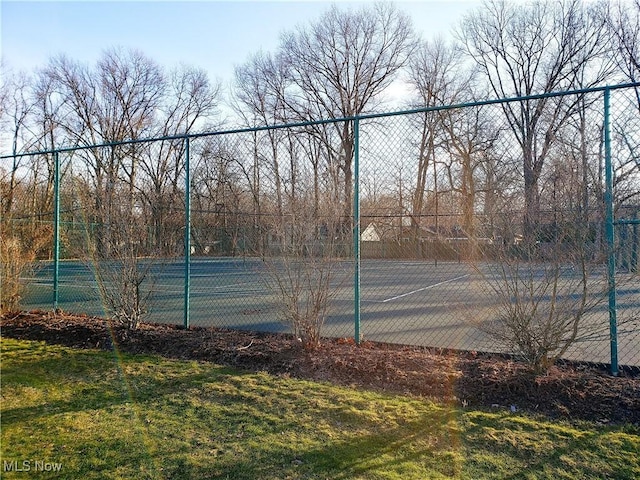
(2, 85, 639, 370)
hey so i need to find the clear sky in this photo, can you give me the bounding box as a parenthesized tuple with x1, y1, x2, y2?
(1, 0, 481, 90)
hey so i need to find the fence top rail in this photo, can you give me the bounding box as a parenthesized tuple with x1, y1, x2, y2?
(2, 82, 639, 160)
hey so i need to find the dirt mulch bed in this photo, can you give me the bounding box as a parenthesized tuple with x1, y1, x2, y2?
(1, 310, 638, 426)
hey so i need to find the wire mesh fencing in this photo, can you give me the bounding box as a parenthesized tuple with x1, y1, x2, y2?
(355, 88, 639, 371)
(2, 84, 639, 370)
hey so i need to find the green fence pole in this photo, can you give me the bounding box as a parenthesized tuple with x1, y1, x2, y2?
(631, 212, 639, 273)
(184, 138, 191, 329)
(53, 151, 61, 311)
(353, 118, 361, 344)
(604, 87, 618, 376)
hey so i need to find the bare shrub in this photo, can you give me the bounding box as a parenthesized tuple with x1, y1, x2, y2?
(266, 256, 336, 349)
(1, 237, 33, 313)
(1, 224, 51, 313)
(88, 220, 158, 330)
(263, 200, 347, 350)
(477, 219, 610, 373)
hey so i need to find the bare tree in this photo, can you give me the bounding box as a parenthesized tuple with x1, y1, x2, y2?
(604, 1, 640, 216)
(405, 39, 454, 237)
(34, 49, 216, 327)
(0, 69, 55, 312)
(406, 39, 504, 259)
(441, 104, 501, 252)
(138, 65, 221, 255)
(606, 0, 640, 84)
(45, 49, 164, 256)
(234, 52, 290, 225)
(231, 3, 415, 250)
(277, 2, 416, 226)
(1, 69, 35, 217)
(459, 0, 615, 241)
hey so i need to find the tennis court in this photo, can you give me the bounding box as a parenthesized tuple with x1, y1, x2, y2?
(20, 256, 640, 366)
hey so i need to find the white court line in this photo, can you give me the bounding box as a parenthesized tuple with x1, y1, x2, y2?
(380, 274, 471, 303)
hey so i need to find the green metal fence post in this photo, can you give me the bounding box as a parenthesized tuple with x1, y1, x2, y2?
(631, 211, 639, 273)
(184, 138, 191, 329)
(604, 87, 619, 376)
(353, 118, 361, 344)
(53, 151, 61, 311)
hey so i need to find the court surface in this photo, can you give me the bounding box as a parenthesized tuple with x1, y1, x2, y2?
(20, 257, 640, 366)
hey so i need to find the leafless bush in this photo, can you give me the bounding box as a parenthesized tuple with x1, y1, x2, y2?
(76, 182, 162, 330)
(86, 216, 159, 331)
(262, 200, 347, 350)
(477, 220, 610, 373)
(266, 256, 336, 349)
(0, 224, 51, 313)
(91, 239, 156, 329)
(1, 237, 33, 313)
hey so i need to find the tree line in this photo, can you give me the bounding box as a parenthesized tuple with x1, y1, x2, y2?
(1, 0, 639, 262)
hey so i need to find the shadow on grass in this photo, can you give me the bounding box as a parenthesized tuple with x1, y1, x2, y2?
(180, 407, 639, 480)
(1, 339, 235, 428)
(173, 410, 465, 480)
(461, 412, 640, 480)
(3, 338, 638, 480)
